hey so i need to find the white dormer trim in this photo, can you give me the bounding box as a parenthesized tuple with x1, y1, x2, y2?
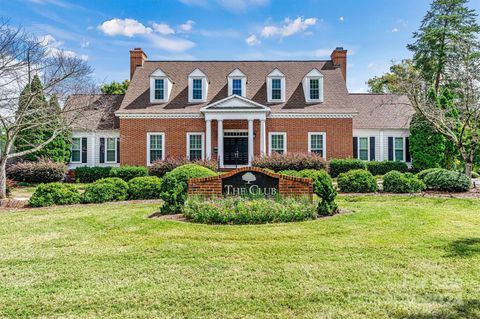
(227, 68, 246, 97)
(150, 68, 173, 103)
(188, 68, 208, 103)
(303, 68, 324, 103)
(266, 68, 286, 103)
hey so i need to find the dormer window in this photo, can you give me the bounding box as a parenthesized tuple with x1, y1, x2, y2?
(150, 68, 172, 103)
(267, 69, 285, 103)
(303, 68, 324, 103)
(189, 69, 208, 103)
(228, 69, 246, 97)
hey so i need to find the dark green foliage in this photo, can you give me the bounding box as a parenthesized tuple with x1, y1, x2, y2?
(148, 158, 218, 178)
(472, 171, 480, 179)
(128, 176, 162, 200)
(109, 165, 148, 181)
(366, 161, 408, 176)
(82, 177, 129, 203)
(74, 166, 112, 183)
(337, 169, 378, 193)
(159, 164, 217, 214)
(100, 80, 129, 94)
(367, 59, 414, 93)
(383, 171, 425, 193)
(184, 196, 317, 224)
(29, 183, 81, 207)
(329, 159, 366, 178)
(252, 153, 326, 172)
(7, 159, 67, 183)
(423, 169, 471, 192)
(417, 168, 444, 181)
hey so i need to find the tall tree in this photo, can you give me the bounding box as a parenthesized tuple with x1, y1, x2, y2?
(367, 60, 414, 94)
(100, 80, 129, 94)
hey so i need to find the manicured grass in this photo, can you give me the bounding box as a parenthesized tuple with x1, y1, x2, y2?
(0, 196, 479, 318)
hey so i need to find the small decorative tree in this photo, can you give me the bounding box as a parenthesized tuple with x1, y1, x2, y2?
(242, 172, 256, 184)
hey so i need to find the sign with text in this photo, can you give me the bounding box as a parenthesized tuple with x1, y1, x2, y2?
(222, 170, 279, 197)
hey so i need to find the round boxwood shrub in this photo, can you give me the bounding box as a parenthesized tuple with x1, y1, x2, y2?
(337, 169, 377, 193)
(74, 166, 112, 183)
(366, 161, 408, 176)
(329, 159, 367, 178)
(159, 164, 217, 214)
(184, 196, 316, 224)
(109, 165, 148, 181)
(29, 183, 81, 207)
(423, 169, 471, 192)
(416, 168, 444, 181)
(7, 159, 67, 183)
(83, 177, 129, 203)
(383, 171, 425, 193)
(128, 176, 162, 200)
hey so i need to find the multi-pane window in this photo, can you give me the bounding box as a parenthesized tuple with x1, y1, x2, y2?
(359, 137, 369, 161)
(394, 137, 404, 161)
(192, 79, 203, 100)
(271, 79, 281, 100)
(149, 134, 164, 164)
(71, 137, 81, 162)
(154, 79, 164, 100)
(309, 133, 324, 157)
(310, 79, 320, 100)
(188, 133, 203, 160)
(106, 138, 116, 162)
(232, 79, 242, 96)
(270, 133, 285, 154)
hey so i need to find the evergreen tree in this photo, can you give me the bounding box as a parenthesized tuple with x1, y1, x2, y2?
(100, 80, 129, 94)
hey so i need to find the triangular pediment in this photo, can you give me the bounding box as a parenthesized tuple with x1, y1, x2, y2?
(267, 68, 285, 77)
(150, 68, 167, 77)
(305, 68, 324, 77)
(201, 95, 270, 112)
(228, 68, 246, 77)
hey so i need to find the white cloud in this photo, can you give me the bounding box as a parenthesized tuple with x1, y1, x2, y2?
(391, 27, 399, 33)
(98, 18, 152, 37)
(245, 34, 260, 46)
(39, 34, 87, 59)
(146, 34, 195, 52)
(152, 23, 175, 35)
(260, 17, 317, 38)
(178, 20, 195, 32)
(339, 16, 344, 22)
(80, 40, 90, 48)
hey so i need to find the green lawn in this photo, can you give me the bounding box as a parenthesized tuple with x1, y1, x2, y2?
(1, 196, 479, 318)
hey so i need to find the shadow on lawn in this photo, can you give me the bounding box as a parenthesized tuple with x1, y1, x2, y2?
(391, 299, 480, 318)
(447, 237, 480, 257)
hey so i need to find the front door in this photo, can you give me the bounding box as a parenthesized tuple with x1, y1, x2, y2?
(224, 135, 248, 166)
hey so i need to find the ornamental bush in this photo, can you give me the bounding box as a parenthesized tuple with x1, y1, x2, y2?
(423, 169, 471, 192)
(329, 159, 366, 178)
(128, 176, 162, 200)
(74, 166, 112, 183)
(252, 153, 326, 172)
(148, 158, 218, 178)
(159, 164, 217, 214)
(383, 171, 425, 193)
(366, 161, 408, 176)
(109, 165, 148, 181)
(416, 168, 444, 181)
(7, 159, 67, 183)
(184, 196, 317, 224)
(337, 169, 377, 193)
(82, 177, 129, 203)
(29, 183, 81, 207)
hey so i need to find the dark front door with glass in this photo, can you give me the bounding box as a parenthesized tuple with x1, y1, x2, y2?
(224, 136, 248, 165)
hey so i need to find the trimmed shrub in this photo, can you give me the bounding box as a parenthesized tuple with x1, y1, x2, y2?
(7, 159, 67, 183)
(148, 158, 217, 178)
(416, 168, 444, 181)
(29, 183, 81, 207)
(159, 164, 217, 214)
(472, 171, 480, 179)
(252, 153, 326, 172)
(184, 196, 317, 224)
(110, 165, 148, 181)
(82, 177, 129, 203)
(279, 169, 337, 216)
(423, 169, 471, 192)
(128, 176, 162, 200)
(75, 166, 112, 183)
(337, 169, 377, 193)
(366, 161, 408, 176)
(383, 171, 425, 193)
(329, 159, 366, 178)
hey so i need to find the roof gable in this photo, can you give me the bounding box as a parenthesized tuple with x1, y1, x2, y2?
(228, 68, 246, 77)
(201, 95, 270, 112)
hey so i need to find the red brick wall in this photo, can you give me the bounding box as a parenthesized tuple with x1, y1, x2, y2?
(119, 117, 352, 166)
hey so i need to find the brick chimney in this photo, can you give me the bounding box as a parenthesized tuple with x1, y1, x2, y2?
(331, 47, 347, 82)
(129, 48, 147, 80)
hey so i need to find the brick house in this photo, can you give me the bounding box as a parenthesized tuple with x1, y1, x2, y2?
(65, 47, 414, 169)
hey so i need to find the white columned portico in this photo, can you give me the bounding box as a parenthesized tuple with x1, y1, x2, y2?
(248, 119, 254, 165)
(217, 120, 224, 167)
(260, 119, 266, 156)
(205, 119, 212, 160)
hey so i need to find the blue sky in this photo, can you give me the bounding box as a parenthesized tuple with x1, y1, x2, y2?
(3, 0, 480, 92)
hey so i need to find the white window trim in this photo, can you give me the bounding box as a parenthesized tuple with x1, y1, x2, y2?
(268, 132, 287, 155)
(393, 136, 406, 162)
(104, 137, 118, 164)
(308, 132, 326, 159)
(188, 69, 208, 103)
(70, 137, 82, 164)
(147, 132, 165, 166)
(355, 136, 370, 161)
(305, 76, 324, 103)
(267, 69, 286, 103)
(228, 77, 246, 97)
(186, 132, 205, 160)
(150, 77, 168, 103)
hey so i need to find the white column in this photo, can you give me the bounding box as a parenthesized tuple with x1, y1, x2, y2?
(217, 120, 224, 167)
(248, 119, 254, 165)
(260, 119, 266, 157)
(205, 120, 212, 160)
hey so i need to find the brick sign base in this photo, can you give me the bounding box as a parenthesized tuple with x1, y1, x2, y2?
(188, 167, 313, 199)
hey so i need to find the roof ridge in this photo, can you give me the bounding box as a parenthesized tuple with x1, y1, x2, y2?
(144, 60, 332, 63)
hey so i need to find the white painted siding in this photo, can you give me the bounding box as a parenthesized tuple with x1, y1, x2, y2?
(353, 128, 411, 163)
(68, 130, 120, 169)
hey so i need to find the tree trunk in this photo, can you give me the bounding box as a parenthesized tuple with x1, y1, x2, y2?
(0, 158, 8, 199)
(464, 161, 473, 179)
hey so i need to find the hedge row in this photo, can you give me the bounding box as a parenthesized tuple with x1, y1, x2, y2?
(419, 168, 471, 192)
(7, 159, 67, 183)
(252, 153, 327, 172)
(75, 165, 147, 183)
